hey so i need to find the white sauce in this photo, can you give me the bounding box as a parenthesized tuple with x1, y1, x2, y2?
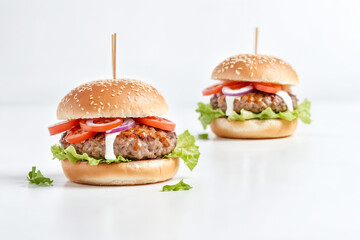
(225, 96, 236, 116)
(276, 90, 293, 112)
(105, 132, 121, 160)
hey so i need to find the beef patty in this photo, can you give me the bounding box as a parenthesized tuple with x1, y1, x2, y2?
(210, 91, 298, 113)
(60, 123, 177, 160)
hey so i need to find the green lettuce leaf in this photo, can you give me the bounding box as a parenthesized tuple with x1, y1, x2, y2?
(164, 130, 200, 171)
(228, 107, 287, 121)
(196, 99, 311, 128)
(293, 99, 311, 124)
(51, 145, 131, 166)
(27, 166, 53, 185)
(196, 102, 225, 129)
(162, 179, 192, 192)
(198, 133, 209, 140)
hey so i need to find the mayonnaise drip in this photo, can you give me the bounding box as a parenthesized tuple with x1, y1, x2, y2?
(276, 90, 293, 111)
(105, 132, 121, 159)
(225, 96, 236, 116)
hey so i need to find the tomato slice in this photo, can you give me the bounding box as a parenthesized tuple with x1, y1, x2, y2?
(135, 117, 176, 131)
(79, 118, 123, 132)
(48, 119, 80, 136)
(65, 126, 97, 144)
(253, 82, 282, 94)
(227, 82, 249, 90)
(202, 81, 248, 96)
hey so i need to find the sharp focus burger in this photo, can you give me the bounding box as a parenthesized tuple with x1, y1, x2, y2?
(196, 54, 311, 139)
(49, 78, 199, 185)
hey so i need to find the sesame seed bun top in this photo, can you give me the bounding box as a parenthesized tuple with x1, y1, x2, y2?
(211, 54, 299, 85)
(56, 78, 169, 120)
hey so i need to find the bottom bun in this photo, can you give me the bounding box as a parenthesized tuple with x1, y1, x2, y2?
(210, 118, 298, 139)
(61, 158, 179, 186)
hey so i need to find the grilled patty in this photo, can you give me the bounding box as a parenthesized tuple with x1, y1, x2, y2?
(210, 91, 298, 113)
(60, 123, 177, 160)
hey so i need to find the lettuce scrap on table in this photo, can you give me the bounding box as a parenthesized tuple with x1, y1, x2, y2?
(27, 166, 53, 185)
(196, 99, 311, 129)
(162, 179, 192, 192)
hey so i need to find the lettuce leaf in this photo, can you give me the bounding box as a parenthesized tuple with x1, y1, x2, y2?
(51, 130, 200, 171)
(196, 99, 311, 129)
(162, 179, 192, 192)
(198, 133, 209, 140)
(164, 130, 200, 171)
(196, 102, 226, 129)
(51, 145, 131, 166)
(27, 166, 53, 185)
(228, 107, 288, 121)
(292, 99, 311, 124)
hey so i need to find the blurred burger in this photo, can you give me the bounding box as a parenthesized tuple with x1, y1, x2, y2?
(196, 54, 311, 139)
(49, 78, 199, 185)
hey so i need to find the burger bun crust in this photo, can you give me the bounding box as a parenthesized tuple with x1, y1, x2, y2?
(61, 158, 179, 186)
(57, 78, 169, 120)
(210, 118, 298, 139)
(211, 54, 299, 85)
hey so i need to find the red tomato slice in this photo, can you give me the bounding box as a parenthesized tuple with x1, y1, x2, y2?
(48, 119, 80, 136)
(253, 82, 282, 94)
(79, 118, 123, 132)
(135, 117, 176, 131)
(202, 81, 248, 96)
(65, 126, 97, 144)
(227, 82, 250, 90)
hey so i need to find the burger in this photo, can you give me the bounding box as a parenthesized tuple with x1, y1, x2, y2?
(196, 54, 311, 139)
(49, 78, 199, 185)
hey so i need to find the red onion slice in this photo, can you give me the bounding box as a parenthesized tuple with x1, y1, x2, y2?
(105, 118, 135, 134)
(222, 85, 254, 96)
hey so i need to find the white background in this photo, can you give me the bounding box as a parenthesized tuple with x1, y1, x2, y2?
(1, 0, 360, 108)
(1, 1, 360, 239)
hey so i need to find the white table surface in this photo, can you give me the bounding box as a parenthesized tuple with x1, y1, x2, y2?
(0, 102, 359, 240)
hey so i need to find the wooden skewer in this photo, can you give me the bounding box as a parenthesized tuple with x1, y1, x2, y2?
(255, 27, 258, 55)
(112, 35, 113, 78)
(112, 33, 117, 79)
